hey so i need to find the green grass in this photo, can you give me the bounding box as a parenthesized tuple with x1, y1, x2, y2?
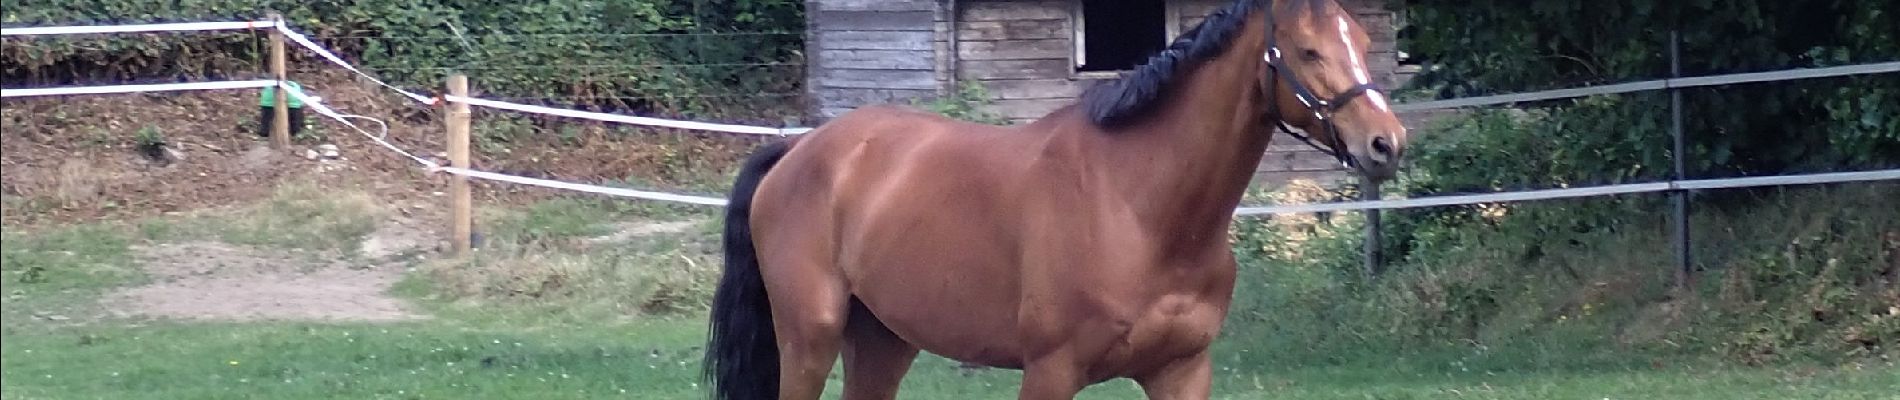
(4, 186, 1895, 399)
(0, 223, 138, 293)
(1, 222, 141, 331)
(212, 183, 385, 254)
(481, 195, 717, 243)
(415, 195, 722, 322)
(111, 183, 387, 256)
(3, 313, 1894, 400)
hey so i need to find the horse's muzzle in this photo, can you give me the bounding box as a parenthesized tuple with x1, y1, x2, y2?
(1353, 133, 1403, 181)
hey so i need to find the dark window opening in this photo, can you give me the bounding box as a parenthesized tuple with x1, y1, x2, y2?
(1076, 0, 1167, 72)
(1395, 10, 1421, 66)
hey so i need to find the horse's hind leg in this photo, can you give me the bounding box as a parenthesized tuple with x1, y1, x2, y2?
(763, 259, 851, 400)
(840, 299, 919, 400)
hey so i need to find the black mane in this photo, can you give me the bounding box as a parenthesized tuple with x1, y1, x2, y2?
(1079, 0, 1287, 129)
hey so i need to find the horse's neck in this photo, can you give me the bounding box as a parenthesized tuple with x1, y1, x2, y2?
(1096, 28, 1275, 250)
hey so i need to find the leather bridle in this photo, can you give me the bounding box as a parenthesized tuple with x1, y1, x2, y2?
(1258, 2, 1383, 169)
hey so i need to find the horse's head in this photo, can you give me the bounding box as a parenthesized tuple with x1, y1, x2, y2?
(1257, 0, 1408, 181)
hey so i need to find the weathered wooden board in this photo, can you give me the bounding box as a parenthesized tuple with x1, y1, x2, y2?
(1251, 169, 1353, 188)
(934, 39, 954, 89)
(816, 30, 934, 51)
(958, 39, 1070, 61)
(1267, 131, 1332, 152)
(961, 0, 1069, 21)
(1173, 0, 1226, 19)
(816, 69, 940, 90)
(957, 19, 1068, 41)
(1258, 148, 1350, 173)
(819, 107, 857, 118)
(957, 59, 1071, 80)
(815, 0, 936, 12)
(982, 98, 1072, 120)
(818, 87, 937, 107)
(814, 10, 935, 31)
(817, 49, 935, 70)
(980, 78, 1094, 100)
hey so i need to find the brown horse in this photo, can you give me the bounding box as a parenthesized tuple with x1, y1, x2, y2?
(703, 0, 1407, 398)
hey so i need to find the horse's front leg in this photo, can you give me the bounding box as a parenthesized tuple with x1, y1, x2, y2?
(1017, 349, 1089, 400)
(1134, 350, 1213, 400)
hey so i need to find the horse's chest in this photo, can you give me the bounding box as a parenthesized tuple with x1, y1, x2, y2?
(1103, 292, 1228, 371)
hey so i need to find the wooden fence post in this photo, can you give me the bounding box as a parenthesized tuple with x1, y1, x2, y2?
(446, 75, 473, 257)
(267, 12, 290, 150)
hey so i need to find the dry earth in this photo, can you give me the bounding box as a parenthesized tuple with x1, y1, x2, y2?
(97, 214, 702, 323)
(104, 217, 440, 322)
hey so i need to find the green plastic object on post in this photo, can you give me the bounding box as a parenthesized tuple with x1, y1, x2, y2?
(258, 81, 306, 109)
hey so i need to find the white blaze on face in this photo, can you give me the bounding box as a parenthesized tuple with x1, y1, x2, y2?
(1335, 16, 1391, 112)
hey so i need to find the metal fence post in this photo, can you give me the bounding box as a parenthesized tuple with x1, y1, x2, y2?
(1363, 178, 1382, 279)
(1670, 30, 1693, 290)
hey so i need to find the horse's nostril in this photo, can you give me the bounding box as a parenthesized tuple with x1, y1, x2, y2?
(1371, 136, 1393, 155)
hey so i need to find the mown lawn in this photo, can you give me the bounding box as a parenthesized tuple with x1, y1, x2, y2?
(4, 311, 1895, 400)
(3, 188, 1894, 399)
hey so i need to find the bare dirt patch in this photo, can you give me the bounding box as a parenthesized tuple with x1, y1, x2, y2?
(106, 219, 440, 323)
(584, 219, 705, 245)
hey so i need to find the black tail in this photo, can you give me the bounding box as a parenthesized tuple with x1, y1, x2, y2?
(704, 139, 795, 400)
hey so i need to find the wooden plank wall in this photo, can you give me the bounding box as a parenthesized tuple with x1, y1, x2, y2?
(806, 0, 944, 119)
(955, 0, 1086, 123)
(805, 0, 1415, 189)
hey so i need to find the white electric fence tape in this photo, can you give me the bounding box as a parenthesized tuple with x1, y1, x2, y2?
(282, 84, 732, 205)
(6, 20, 1895, 213)
(444, 95, 808, 136)
(279, 85, 438, 169)
(435, 167, 731, 206)
(269, 23, 814, 135)
(0, 20, 276, 36)
(1, 79, 276, 98)
(271, 24, 435, 104)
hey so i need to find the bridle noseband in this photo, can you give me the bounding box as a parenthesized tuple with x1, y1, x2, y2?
(1258, 4, 1383, 169)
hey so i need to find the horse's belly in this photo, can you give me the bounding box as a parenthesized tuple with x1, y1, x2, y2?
(860, 285, 1025, 368)
(841, 232, 1026, 368)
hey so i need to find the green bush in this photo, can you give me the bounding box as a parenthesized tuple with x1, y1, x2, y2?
(913, 81, 1009, 125)
(0, 0, 805, 120)
(1228, 0, 1900, 362)
(1218, 1, 1900, 365)
(1398, 0, 1900, 179)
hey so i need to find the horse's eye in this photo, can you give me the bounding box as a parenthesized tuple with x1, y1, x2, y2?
(1301, 49, 1323, 61)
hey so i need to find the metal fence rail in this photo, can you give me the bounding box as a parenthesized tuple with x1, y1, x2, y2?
(1393, 61, 1900, 112)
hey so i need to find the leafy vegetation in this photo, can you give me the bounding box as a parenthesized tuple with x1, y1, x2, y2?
(1209, 0, 1899, 368)
(0, 223, 139, 294)
(913, 81, 1010, 125)
(1229, 183, 1899, 367)
(1397, 0, 1899, 180)
(0, 0, 806, 121)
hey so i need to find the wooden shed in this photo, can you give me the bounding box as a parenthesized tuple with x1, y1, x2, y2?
(803, 0, 1413, 185)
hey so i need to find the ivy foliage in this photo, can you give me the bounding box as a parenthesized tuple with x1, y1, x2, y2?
(0, 0, 805, 118)
(1247, 0, 1900, 362)
(1397, 0, 1899, 190)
